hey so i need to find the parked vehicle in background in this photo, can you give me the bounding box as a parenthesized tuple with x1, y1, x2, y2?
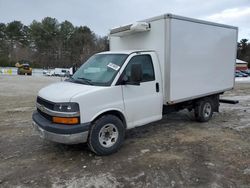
(235, 72, 244, 77)
(240, 69, 250, 76)
(17, 64, 32, 75)
(236, 70, 248, 77)
(32, 14, 238, 155)
(45, 70, 55, 76)
(43, 70, 48, 75)
(54, 68, 70, 77)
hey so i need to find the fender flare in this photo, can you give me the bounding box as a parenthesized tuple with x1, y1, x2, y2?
(90, 108, 127, 128)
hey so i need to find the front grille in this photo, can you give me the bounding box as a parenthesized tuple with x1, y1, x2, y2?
(37, 109, 52, 121)
(37, 97, 54, 110)
(37, 97, 54, 121)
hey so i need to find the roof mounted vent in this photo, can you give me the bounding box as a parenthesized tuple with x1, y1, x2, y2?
(110, 22, 150, 37)
(130, 22, 150, 32)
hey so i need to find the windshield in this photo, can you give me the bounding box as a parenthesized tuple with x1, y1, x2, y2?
(71, 54, 128, 86)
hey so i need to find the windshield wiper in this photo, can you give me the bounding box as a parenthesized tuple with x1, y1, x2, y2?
(76, 77, 93, 85)
(65, 76, 93, 85)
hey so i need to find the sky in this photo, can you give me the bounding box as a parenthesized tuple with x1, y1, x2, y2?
(0, 0, 250, 40)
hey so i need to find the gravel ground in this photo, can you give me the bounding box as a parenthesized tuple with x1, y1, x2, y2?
(0, 75, 250, 188)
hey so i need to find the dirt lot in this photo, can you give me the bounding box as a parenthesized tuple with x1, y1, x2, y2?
(0, 75, 250, 188)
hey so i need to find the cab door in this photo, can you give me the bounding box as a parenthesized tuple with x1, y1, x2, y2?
(118, 52, 163, 128)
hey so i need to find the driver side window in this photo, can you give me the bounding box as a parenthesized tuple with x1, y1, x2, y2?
(124, 55, 155, 82)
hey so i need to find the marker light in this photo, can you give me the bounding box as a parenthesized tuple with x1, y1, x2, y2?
(52, 117, 79, 125)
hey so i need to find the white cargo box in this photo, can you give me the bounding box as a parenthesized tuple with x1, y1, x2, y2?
(110, 14, 238, 104)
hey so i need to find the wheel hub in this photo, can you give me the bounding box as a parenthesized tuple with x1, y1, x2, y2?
(98, 124, 119, 148)
(203, 102, 212, 118)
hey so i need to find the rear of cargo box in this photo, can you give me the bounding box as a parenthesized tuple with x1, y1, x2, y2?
(165, 15, 238, 104)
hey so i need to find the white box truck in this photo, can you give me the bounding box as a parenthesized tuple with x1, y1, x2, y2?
(32, 14, 238, 155)
(54, 68, 70, 77)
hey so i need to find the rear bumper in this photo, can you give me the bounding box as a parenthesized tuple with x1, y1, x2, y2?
(32, 111, 90, 144)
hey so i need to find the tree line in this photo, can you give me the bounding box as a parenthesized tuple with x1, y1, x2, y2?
(0, 17, 249, 68)
(0, 17, 109, 68)
(237, 39, 250, 68)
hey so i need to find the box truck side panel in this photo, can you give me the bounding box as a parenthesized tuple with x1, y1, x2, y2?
(168, 18, 237, 103)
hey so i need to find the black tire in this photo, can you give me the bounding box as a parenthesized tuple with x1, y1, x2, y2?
(88, 115, 125, 155)
(195, 98, 213, 122)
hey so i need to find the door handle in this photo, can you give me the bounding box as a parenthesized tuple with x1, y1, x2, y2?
(156, 83, 159, 92)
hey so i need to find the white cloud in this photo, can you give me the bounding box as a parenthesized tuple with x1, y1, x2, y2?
(207, 7, 250, 21)
(205, 7, 250, 39)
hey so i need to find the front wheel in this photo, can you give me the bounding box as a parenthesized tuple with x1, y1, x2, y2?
(88, 115, 125, 155)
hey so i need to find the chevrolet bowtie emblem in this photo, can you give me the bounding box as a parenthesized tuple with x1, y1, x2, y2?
(40, 105, 45, 112)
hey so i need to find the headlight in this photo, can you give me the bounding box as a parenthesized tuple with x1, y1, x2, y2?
(53, 102, 79, 112)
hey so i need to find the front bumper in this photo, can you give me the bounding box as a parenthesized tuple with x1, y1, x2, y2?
(32, 111, 90, 144)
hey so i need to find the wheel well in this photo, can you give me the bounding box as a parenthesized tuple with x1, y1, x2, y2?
(194, 94, 220, 112)
(92, 110, 127, 128)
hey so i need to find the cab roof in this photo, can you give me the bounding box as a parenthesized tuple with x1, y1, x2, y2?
(98, 50, 154, 55)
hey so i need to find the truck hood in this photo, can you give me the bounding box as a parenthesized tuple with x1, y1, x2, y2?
(38, 81, 101, 102)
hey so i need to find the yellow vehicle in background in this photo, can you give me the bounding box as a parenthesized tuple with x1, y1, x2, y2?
(16, 63, 32, 75)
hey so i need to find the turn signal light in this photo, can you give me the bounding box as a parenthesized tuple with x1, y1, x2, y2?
(52, 117, 79, 125)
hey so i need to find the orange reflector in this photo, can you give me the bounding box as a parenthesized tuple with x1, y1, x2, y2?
(52, 117, 79, 125)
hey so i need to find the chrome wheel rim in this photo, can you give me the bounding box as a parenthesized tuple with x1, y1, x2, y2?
(98, 124, 119, 148)
(203, 103, 212, 118)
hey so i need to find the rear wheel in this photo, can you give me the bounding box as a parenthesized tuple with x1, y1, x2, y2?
(195, 98, 213, 122)
(88, 115, 125, 155)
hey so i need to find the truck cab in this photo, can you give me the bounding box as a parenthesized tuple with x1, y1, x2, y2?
(33, 50, 163, 155)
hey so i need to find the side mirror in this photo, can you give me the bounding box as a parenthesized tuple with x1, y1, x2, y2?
(130, 64, 142, 83)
